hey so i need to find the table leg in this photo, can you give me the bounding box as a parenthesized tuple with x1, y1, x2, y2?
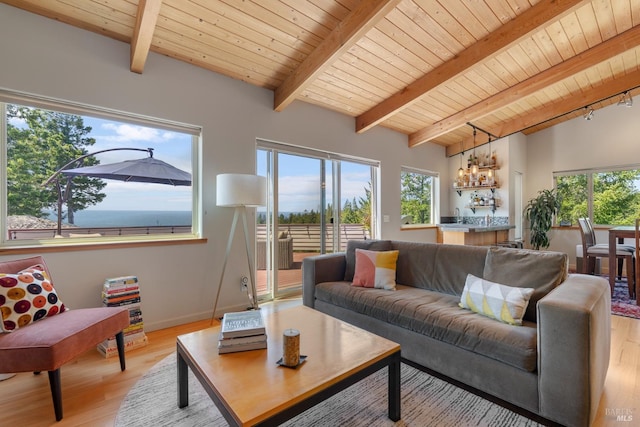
(177, 348, 189, 408)
(388, 352, 401, 421)
(608, 232, 616, 295)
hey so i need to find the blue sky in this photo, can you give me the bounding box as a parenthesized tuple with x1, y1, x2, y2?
(257, 152, 372, 213)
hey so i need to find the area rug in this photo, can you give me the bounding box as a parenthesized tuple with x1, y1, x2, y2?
(610, 278, 640, 320)
(115, 353, 541, 427)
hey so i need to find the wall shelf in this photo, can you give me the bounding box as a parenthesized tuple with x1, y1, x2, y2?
(466, 203, 499, 213)
(455, 185, 498, 196)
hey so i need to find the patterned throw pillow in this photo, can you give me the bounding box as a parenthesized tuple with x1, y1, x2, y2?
(459, 274, 534, 326)
(352, 249, 399, 290)
(0, 265, 67, 332)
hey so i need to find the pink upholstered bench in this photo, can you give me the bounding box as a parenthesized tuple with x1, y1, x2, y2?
(0, 256, 130, 421)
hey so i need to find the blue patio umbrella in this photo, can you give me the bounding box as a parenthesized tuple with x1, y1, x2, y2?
(61, 156, 191, 186)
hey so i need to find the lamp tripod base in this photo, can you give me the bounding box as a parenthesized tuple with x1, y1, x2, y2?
(211, 207, 260, 324)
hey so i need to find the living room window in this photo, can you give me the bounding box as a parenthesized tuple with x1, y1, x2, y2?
(555, 167, 640, 226)
(0, 90, 201, 246)
(400, 167, 439, 227)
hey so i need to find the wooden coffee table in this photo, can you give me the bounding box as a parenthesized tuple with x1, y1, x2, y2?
(177, 305, 401, 426)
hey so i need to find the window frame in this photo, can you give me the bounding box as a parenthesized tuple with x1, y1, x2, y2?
(0, 89, 202, 249)
(554, 164, 640, 226)
(400, 166, 439, 228)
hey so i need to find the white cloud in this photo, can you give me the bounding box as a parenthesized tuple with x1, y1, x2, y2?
(100, 123, 172, 143)
(8, 116, 26, 127)
(275, 171, 370, 212)
(277, 175, 321, 212)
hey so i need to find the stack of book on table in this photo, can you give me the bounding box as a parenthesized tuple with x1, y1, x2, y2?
(218, 310, 267, 354)
(97, 275, 148, 358)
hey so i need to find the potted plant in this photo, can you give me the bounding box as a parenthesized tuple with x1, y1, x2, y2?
(524, 189, 561, 250)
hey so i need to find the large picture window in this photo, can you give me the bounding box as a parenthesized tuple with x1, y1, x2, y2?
(555, 167, 640, 226)
(1, 91, 200, 245)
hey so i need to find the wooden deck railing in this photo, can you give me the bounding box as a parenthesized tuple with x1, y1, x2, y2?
(256, 223, 370, 252)
(7, 225, 192, 240)
(7, 223, 370, 251)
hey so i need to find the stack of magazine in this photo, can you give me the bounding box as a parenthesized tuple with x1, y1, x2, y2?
(218, 310, 267, 354)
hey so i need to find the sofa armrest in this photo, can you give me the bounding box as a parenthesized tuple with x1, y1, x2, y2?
(302, 253, 347, 308)
(537, 273, 610, 427)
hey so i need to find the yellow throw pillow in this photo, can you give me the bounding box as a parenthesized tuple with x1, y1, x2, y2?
(459, 274, 534, 326)
(352, 249, 399, 290)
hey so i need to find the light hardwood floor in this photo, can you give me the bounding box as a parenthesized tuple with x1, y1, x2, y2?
(0, 299, 638, 427)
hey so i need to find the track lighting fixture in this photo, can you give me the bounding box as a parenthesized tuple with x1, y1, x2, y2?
(583, 107, 594, 121)
(617, 91, 633, 107)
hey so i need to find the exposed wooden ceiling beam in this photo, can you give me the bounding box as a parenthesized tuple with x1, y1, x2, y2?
(273, 0, 402, 112)
(413, 24, 640, 148)
(355, 0, 587, 134)
(445, 71, 640, 157)
(130, 0, 162, 74)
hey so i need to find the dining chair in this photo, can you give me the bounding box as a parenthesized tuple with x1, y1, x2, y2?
(577, 218, 634, 295)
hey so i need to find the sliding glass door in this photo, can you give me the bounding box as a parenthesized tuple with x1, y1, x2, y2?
(256, 142, 378, 300)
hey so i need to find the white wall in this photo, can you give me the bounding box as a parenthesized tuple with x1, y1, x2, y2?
(526, 96, 640, 265)
(0, 4, 446, 330)
(508, 132, 527, 241)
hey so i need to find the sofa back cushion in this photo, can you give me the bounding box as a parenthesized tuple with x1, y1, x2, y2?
(344, 240, 393, 281)
(482, 246, 568, 322)
(391, 241, 488, 296)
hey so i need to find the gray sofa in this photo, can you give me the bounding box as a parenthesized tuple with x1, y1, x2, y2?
(302, 240, 611, 427)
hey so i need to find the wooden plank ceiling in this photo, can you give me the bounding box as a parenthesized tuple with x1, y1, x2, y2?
(3, 0, 640, 156)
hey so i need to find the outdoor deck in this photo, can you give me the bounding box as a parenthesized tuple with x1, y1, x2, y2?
(254, 223, 369, 296)
(255, 252, 317, 295)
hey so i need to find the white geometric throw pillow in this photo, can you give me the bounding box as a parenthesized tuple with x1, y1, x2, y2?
(459, 274, 534, 326)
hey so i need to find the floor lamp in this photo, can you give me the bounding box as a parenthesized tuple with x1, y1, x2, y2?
(211, 173, 267, 321)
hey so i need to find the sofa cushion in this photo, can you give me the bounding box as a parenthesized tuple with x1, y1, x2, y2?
(459, 274, 534, 326)
(391, 242, 488, 296)
(344, 240, 393, 281)
(352, 249, 399, 290)
(0, 265, 67, 332)
(483, 247, 568, 322)
(315, 281, 538, 372)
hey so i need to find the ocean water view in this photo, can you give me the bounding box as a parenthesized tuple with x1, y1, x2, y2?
(46, 210, 191, 228)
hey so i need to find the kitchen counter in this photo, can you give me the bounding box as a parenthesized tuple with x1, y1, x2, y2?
(437, 223, 514, 246)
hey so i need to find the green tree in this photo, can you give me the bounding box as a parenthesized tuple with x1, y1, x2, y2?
(340, 184, 372, 229)
(6, 106, 106, 223)
(593, 171, 640, 225)
(557, 170, 640, 226)
(556, 174, 587, 224)
(400, 172, 432, 224)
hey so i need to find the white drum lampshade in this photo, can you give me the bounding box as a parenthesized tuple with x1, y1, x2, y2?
(216, 173, 266, 207)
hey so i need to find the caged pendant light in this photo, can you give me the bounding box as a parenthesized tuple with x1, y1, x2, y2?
(458, 141, 464, 178)
(487, 135, 494, 181)
(471, 128, 479, 175)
